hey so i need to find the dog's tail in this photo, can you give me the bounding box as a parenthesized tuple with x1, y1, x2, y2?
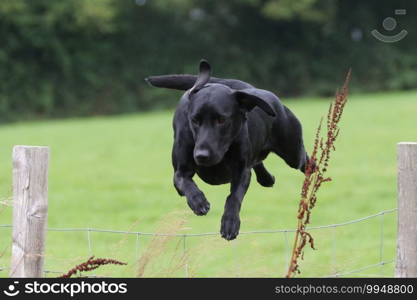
(145, 75, 253, 91)
(145, 75, 197, 91)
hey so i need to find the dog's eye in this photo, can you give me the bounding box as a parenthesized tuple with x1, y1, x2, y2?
(216, 117, 226, 125)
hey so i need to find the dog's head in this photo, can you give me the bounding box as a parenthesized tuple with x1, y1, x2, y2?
(146, 60, 275, 166)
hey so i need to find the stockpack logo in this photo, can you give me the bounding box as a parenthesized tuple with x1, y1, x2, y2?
(3, 281, 20, 297)
(3, 281, 128, 297)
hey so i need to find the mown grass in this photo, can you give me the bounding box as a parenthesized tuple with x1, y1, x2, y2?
(0, 89, 416, 277)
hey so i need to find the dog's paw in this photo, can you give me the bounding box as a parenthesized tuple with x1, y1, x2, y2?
(187, 192, 210, 216)
(257, 174, 275, 187)
(220, 214, 241, 241)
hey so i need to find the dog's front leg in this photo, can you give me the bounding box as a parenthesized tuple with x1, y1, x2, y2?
(220, 166, 251, 240)
(174, 167, 210, 216)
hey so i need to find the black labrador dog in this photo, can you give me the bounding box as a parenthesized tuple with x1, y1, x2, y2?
(146, 60, 309, 240)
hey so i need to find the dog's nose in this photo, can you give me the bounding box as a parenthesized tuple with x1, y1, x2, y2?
(195, 149, 210, 162)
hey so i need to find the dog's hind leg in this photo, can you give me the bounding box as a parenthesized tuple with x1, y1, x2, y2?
(272, 106, 309, 173)
(253, 163, 275, 187)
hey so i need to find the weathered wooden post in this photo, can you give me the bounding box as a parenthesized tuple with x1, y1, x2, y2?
(396, 142, 417, 277)
(10, 146, 50, 277)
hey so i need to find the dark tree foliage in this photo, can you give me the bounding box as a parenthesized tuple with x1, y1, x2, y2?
(0, 0, 416, 121)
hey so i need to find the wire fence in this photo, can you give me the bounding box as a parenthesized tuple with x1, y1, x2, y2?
(0, 208, 397, 277)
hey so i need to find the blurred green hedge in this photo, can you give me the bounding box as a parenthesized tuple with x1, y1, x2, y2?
(1, 0, 416, 121)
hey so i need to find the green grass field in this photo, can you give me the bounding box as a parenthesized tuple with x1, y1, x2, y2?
(1, 90, 416, 277)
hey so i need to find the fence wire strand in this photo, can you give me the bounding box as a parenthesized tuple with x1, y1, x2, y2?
(0, 208, 397, 277)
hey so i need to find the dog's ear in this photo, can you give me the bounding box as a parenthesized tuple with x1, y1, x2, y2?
(234, 89, 276, 117)
(189, 59, 211, 94)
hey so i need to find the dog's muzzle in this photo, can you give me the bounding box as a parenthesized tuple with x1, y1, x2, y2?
(194, 149, 210, 165)
(194, 149, 219, 166)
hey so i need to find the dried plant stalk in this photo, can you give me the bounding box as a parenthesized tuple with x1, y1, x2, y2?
(286, 70, 351, 278)
(59, 256, 127, 278)
(137, 213, 188, 277)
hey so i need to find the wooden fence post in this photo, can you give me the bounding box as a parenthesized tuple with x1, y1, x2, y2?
(396, 142, 417, 277)
(10, 146, 50, 278)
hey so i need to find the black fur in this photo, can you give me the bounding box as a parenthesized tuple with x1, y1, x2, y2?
(146, 60, 309, 240)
